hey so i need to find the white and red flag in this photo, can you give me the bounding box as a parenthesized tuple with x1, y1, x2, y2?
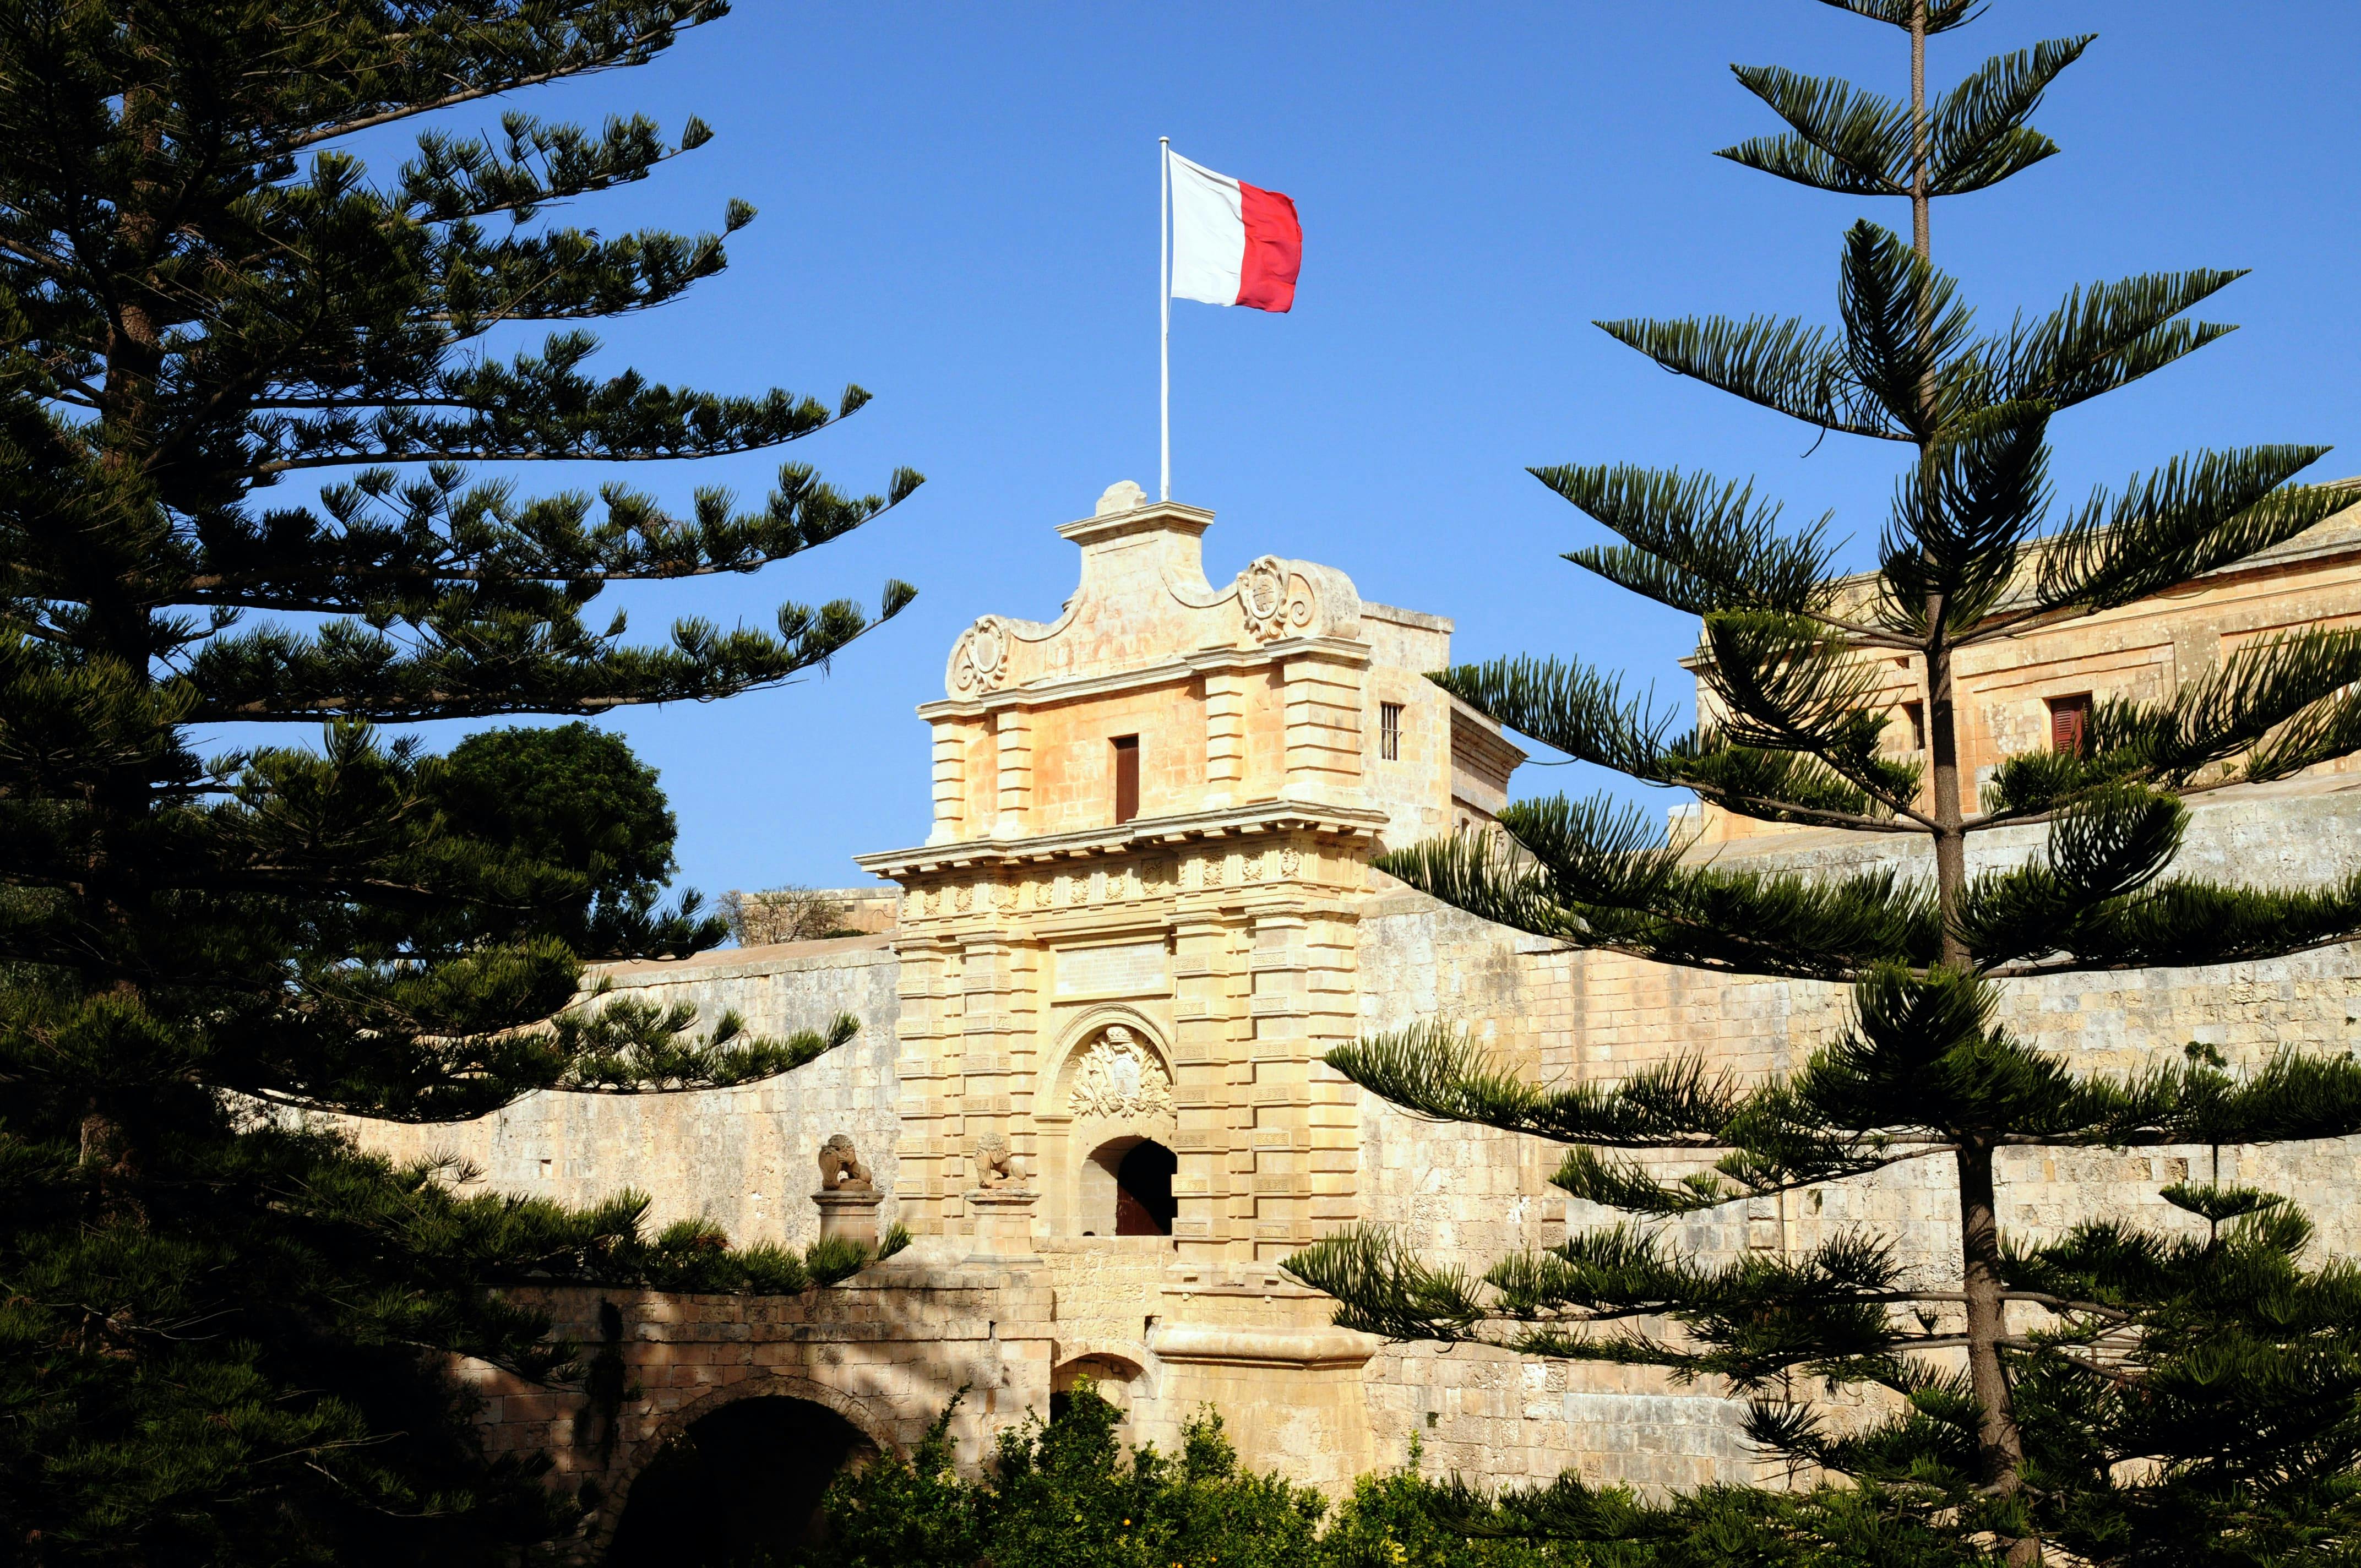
(1166, 150, 1302, 312)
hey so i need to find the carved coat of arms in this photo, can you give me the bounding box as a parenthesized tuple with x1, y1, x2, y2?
(1066, 1026, 1174, 1119)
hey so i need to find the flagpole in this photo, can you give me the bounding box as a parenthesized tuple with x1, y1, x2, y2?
(1159, 135, 1171, 503)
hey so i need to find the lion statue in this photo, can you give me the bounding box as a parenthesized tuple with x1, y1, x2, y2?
(817, 1133, 871, 1191)
(972, 1130, 1026, 1190)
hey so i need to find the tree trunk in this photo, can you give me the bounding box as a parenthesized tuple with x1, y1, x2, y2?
(1911, 3, 2033, 1556)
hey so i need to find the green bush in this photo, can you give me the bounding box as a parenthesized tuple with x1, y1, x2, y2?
(802, 1385, 1938, 1568)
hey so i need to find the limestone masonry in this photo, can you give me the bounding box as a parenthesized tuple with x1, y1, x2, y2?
(343, 482, 2361, 1510)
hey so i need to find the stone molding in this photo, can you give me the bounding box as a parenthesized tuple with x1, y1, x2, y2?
(853, 799, 1389, 878)
(1145, 1322, 1382, 1370)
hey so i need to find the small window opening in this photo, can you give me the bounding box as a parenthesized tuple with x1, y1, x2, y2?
(1111, 735, 1139, 824)
(1901, 700, 1925, 753)
(1379, 702, 1403, 761)
(2048, 694, 2092, 756)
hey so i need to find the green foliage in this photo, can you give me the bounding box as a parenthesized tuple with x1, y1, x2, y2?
(802, 1386, 1329, 1568)
(427, 721, 724, 958)
(1295, 3, 2361, 1561)
(0, 3, 918, 1560)
(802, 1386, 2004, 1568)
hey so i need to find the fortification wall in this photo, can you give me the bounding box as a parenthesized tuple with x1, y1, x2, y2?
(1345, 774, 2361, 1488)
(338, 935, 904, 1250)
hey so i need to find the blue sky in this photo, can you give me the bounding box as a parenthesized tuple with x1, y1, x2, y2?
(279, 2, 2361, 908)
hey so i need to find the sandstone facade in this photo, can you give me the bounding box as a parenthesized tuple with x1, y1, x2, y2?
(340, 483, 2361, 1504)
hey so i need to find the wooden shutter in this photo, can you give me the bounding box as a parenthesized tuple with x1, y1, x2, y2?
(1112, 736, 1140, 824)
(2048, 695, 2090, 756)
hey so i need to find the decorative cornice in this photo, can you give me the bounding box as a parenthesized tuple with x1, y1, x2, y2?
(915, 636, 1371, 721)
(852, 799, 1390, 879)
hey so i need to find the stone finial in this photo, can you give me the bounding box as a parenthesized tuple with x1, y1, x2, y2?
(972, 1130, 1026, 1190)
(1095, 480, 1146, 516)
(817, 1132, 872, 1191)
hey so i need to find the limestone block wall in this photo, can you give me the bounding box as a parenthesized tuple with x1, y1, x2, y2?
(1345, 778, 2361, 1488)
(335, 936, 904, 1250)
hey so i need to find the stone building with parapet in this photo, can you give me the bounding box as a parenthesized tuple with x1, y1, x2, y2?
(341, 481, 2361, 1517)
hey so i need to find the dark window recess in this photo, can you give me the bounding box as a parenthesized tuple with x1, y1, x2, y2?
(1112, 736, 1140, 824)
(1902, 701, 1926, 752)
(2049, 694, 2092, 756)
(1380, 702, 1403, 761)
(1114, 1141, 1177, 1235)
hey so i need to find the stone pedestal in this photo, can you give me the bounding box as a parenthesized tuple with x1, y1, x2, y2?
(964, 1188, 1041, 1265)
(813, 1187, 882, 1250)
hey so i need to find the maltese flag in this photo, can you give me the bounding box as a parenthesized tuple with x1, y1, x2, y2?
(1167, 150, 1302, 313)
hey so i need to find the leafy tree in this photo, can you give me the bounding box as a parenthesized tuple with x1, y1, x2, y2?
(0, 2, 916, 1560)
(427, 721, 722, 957)
(1289, 2, 2361, 1561)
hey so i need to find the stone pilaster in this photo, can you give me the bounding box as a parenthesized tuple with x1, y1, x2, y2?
(1202, 670, 1251, 807)
(993, 709, 1032, 839)
(894, 940, 955, 1232)
(1279, 652, 1363, 807)
(928, 719, 972, 844)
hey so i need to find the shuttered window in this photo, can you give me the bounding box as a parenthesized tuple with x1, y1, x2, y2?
(1112, 736, 1140, 824)
(2048, 694, 2091, 756)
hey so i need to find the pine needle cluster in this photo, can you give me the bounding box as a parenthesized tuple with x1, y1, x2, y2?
(1289, 4, 2361, 1561)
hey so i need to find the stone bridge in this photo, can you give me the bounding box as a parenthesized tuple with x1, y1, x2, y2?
(470, 1256, 1054, 1564)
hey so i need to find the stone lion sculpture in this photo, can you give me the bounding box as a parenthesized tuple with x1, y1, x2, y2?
(817, 1133, 871, 1191)
(973, 1131, 1026, 1190)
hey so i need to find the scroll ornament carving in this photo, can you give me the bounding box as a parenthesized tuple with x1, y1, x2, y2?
(952, 615, 1012, 693)
(1237, 557, 1313, 642)
(1067, 1026, 1174, 1120)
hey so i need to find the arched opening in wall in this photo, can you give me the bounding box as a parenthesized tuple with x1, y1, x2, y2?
(1081, 1136, 1176, 1236)
(604, 1395, 876, 1566)
(1051, 1354, 1145, 1425)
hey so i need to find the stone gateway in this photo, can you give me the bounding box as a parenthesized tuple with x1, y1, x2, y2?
(340, 483, 2361, 1525)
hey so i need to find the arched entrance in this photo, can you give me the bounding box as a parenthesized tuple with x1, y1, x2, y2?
(1081, 1135, 1177, 1235)
(604, 1395, 876, 1565)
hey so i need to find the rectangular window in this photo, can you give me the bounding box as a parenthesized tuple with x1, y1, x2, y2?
(1112, 735, 1140, 824)
(2048, 693, 2092, 756)
(1380, 702, 1403, 761)
(1901, 701, 1925, 753)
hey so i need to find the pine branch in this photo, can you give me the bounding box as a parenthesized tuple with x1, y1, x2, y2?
(1596, 314, 1907, 439)
(1717, 66, 1912, 194)
(1377, 800, 1939, 980)
(2023, 448, 2343, 618)
(1326, 1020, 1740, 1147)
(1814, 0, 1982, 34)
(1534, 463, 1840, 616)
(1997, 269, 2246, 411)
(1837, 221, 1978, 438)
(1925, 37, 2093, 195)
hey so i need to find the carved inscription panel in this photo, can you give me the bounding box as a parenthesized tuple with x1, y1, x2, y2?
(1054, 939, 1168, 998)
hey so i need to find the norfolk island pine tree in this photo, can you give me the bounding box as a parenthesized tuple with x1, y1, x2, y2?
(0, 3, 920, 1560)
(1288, 2, 2361, 1561)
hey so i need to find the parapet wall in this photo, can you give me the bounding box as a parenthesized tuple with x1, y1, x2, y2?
(340, 935, 904, 1250)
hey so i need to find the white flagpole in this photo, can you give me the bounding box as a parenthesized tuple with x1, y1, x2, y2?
(1159, 135, 1171, 503)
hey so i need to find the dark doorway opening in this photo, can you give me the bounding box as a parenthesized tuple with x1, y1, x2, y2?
(1114, 1140, 1177, 1235)
(605, 1395, 874, 1566)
